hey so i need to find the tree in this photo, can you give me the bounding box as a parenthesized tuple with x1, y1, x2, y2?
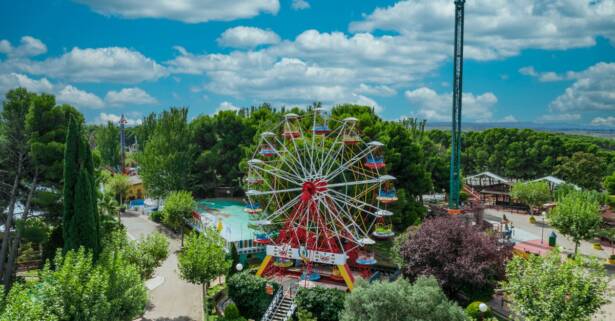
(227, 272, 278, 320)
(63, 116, 101, 256)
(510, 181, 551, 214)
(162, 190, 196, 231)
(401, 216, 511, 301)
(340, 277, 467, 321)
(105, 174, 130, 222)
(295, 287, 345, 321)
(95, 122, 120, 168)
(503, 250, 609, 321)
(604, 171, 615, 194)
(228, 242, 240, 277)
(0, 248, 147, 321)
(0, 88, 34, 283)
(138, 108, 195, 198)
(548, 190, 602, 255)
(555, 151, 606, 190)
(0, 283, 59, 321)
(178, 230, 230, 321)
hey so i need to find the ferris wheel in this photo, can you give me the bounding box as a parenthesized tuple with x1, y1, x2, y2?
(245, 109, 397, 288)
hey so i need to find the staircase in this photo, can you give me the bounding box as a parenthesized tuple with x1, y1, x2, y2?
(261, 287, 296, 321)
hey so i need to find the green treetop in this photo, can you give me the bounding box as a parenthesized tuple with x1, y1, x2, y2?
(503, 250, 609, 321)
(548, 190, 602, 255)
(511, 180, 551, 214)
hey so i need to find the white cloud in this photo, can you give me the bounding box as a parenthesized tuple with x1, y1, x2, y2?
(0, 73, 54, 95)
(354, 83, 396, 97)
(519, 66, 567, 82)
(0, 36, 47, 58)
(105, 87, 157, 106)
(57, 85, 104, 109)
(95, 112, 142, 125)
(216, 101, 240, 113)
(500, 115, 518, 122)
(549, 62, 615, 112)
(218, 26, 280, 48)
(350, 0, 615, 60)
(537, 113, 581, 122)
(167, 29, 448, 109)
(291, 0, 310, 10)
(74, 0, 280, 23)
(7, 47, 167, 83)
(404, 87, 497, 122)
(591, 116, 615, 127)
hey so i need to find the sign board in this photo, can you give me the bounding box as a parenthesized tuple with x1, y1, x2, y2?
(266, 245, 346, 265)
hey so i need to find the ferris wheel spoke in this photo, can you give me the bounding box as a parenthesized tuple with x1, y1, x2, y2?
(323, 194, 370, 243)
(264, 194, 302, 221)
(315, 196, 358, 249)
(327, 188, 381, 216)
(318, 123, 345, 176)
(249, 162, 303, 186)
(327, 177, 389, 189)
(273, 135, 310, 178)
(262, 138, 305, 180)
(325, 144, 378, 181)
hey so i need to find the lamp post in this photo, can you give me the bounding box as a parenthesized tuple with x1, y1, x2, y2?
(479, 302, 488, 320)
(236, 263, 243, 272)
(541, 210, 546, 244)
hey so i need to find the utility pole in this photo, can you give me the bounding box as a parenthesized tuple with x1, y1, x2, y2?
(449, 0, 465, 214)
(119, 114, 127, 174)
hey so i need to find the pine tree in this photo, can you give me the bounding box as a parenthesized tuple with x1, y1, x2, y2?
(62, 116, 101, 256)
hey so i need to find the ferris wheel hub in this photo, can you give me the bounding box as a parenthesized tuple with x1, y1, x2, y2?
(301, 179, 328, 200)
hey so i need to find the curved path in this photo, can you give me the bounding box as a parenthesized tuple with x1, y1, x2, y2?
(123, 211, 202, 321)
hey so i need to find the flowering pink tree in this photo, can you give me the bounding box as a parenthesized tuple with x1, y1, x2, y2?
(401, 216, 512, 300)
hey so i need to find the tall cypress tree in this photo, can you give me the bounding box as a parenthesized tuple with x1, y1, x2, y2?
(62, 116, 101, 256)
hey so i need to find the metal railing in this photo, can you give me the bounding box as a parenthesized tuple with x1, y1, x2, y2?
(260, 286, 284, 321)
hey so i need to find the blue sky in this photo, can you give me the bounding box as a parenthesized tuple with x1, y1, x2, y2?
(1, 0, 614, 127)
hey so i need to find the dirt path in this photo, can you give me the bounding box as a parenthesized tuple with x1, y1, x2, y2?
(123, 211, 202, 321)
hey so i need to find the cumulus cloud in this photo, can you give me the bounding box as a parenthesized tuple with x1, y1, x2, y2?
(291, 0, 310, 10)
(95, 112, 142, 125)
(167, 29, 448, 109)
(499, 115, 518, 123)
(404, 87, 497, 122)
(22, 47, 167, 83)
(350, 0, 615, 60)
(0, 73, 54, 95)
(519, 66, 570, 82)
(549, 62, 615, 112)
(105, 87, 157, 106)
(218, 26, 280, 48)
(216, 101, 240, 113)
(537, 113, 581, 122)
(57, 85, 104, 109)
(591, 116, 615, 127)
(73, 0, 280, 23)
(0, 36, 47, 58)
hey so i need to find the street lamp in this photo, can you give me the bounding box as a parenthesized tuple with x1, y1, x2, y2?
(478, 302, 488, 320)
(541, 211, 546, 244)
(236, 263, 244, 272)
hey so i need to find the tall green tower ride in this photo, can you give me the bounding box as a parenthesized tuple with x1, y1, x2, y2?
(449, 0, 465, 212)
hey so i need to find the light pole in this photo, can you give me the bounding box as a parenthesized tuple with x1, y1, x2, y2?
(236, 263, 243, 272)
(541, 211, 546, 244)
(479, 302, 488, 320)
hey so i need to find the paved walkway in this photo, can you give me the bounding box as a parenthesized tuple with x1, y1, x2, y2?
(123, 211, 202, 321)
(483, 208, 615, 320)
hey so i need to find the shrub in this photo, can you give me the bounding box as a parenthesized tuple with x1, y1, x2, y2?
(465, 301, 493, 320)
(340, 277, 466, 321)
(295, 286, 345, 321)
(227, 272, 277, 320)
(221, 304, 246, 321)
(150, 210, 163, 222)
(402, 216, 512, 301)
(529, 216, 537, 224)
(162, 191, 195, 231)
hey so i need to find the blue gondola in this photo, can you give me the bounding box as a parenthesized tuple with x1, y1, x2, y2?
(376, 189, 398, 204)
(365, 155, 385, 169)
(312, 124, 331, 135)
(244, 202, 262, 214)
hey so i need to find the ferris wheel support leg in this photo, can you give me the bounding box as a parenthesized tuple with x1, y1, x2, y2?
(337, 264, 355, 291)
(256, 255, 273, 277)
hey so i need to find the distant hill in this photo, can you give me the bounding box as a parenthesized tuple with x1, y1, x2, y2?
(426, 122, 615, 139)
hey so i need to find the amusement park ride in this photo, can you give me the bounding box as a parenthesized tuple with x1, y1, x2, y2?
(244, 109, 397, 290)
